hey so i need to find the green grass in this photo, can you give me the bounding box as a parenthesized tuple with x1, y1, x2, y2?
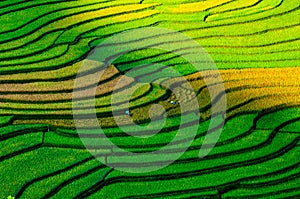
(0, 124, 48, 137)
(207, 0, 283, 21)
(0, 132, 43, 158)
(19, 158, 102, 199)
(0, 1, 74, 33)
(0, 148, 91, 199)
(97, 144, 300, 198)
(224, 172, 300, 198)
(0, 45, 69, 66)
(0, 30, 64, 58)
(0, 38, 91, 74)
(243, 160, 300, 185)
(0, 0, 64, 16)
(0, 0, 115, 42)
(0, 116, 13, 126)
(256, 107, 300, 129)
(0, 0, 297, 76)
(281, 120, 300, 132)
(50, 167, 112, 199)
(0, 108, 299, 198)
(44, 132, 84, 148)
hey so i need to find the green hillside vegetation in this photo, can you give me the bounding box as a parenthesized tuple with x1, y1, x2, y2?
(0, 0, 299, 198)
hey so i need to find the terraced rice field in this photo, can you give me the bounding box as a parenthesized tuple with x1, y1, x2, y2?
(1, 0, 299, 198)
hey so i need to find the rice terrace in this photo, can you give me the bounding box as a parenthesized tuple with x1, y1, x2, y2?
(0, 0, 300, 198)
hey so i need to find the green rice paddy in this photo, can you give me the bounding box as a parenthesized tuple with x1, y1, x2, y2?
(0, 0, 299, 198)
